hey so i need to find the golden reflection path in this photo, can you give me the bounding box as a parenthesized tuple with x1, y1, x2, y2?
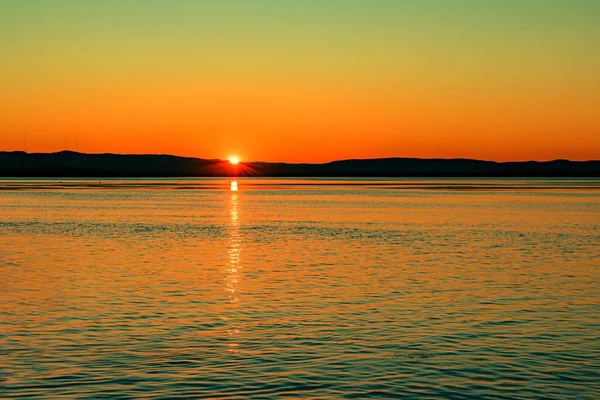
(225, 182, 243, 353)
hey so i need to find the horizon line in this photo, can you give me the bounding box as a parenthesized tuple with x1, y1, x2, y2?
(2, 150, 599, 164)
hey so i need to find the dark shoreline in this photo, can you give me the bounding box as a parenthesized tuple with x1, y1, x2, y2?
(1, 151, 599, 177)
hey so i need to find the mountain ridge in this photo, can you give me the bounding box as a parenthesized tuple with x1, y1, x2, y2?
(1, 151, 599, 177)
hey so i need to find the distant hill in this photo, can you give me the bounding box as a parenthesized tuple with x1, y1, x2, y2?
(1, 151, 599, 177)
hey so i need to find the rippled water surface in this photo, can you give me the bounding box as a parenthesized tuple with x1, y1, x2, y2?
(1, 178, 599, 399)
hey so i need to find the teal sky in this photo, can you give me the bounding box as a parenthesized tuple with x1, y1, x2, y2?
(1, 0, 599, 161)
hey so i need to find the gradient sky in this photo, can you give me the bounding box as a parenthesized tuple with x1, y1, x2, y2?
(1, 0, 599, 162)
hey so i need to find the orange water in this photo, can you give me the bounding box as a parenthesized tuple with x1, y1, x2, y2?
(1, 179, 599, 398)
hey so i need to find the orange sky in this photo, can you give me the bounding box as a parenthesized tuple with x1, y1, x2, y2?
(1, 1, 599, 162)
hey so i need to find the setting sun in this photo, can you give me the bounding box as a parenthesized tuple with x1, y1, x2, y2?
(229, 156, 240, 165)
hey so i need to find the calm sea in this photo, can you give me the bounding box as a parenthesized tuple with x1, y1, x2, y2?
(1, 178, 599, 399)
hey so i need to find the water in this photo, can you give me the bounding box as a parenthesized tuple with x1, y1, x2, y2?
(1, 178, 599, 399)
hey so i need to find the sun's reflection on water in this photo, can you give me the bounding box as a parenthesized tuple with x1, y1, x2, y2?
(226, 190, 241, 301)
(225, 185, 244, 354)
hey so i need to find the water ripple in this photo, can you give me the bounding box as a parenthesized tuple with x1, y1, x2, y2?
(1, 180, 599, 398)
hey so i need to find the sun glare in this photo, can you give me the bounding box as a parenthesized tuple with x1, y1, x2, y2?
(229, 156, 240, 165)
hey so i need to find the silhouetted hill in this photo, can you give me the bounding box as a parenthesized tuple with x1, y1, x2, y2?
(1, 151, 599, 177)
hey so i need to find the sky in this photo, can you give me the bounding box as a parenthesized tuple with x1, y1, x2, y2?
(1, 0, 599, 162)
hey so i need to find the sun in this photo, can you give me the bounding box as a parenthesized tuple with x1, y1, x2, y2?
(229, 156, 240, 165)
